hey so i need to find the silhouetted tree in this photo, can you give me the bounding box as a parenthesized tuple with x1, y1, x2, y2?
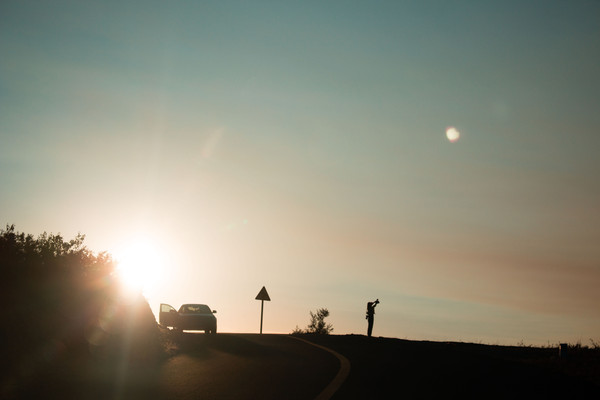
(0, 224, 162, 395)
(1, 225, 116, 346)
(306, 308, 334, 335)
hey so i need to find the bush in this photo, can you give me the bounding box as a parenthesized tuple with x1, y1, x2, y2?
(0, 225, 163, 372)
(293, 308, 334, 335)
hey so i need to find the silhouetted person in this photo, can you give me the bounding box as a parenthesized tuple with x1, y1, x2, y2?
(366, 299, 379, 337)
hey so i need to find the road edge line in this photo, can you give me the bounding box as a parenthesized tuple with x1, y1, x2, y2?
(288, 336, 351, 400)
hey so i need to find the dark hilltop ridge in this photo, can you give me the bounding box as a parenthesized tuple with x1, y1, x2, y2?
(300, 334, 600, 399)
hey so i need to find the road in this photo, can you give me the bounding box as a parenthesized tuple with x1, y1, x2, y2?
(158, 333, 341, 400)
(6, 333, 342, 400)
(10, 333, 599, 399)
(152, 334, 600, 400)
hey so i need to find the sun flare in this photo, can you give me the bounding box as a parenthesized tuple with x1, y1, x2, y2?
(446, 127, 460, 143)
(115, 239, 164, 295)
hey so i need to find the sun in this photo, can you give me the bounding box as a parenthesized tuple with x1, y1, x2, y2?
(115, 238, 164, 295)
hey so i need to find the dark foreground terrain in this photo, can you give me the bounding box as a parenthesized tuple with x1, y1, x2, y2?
(4, 333, 600, 399)
(302, 334, 600, 399)
(3, 332, 338, 400)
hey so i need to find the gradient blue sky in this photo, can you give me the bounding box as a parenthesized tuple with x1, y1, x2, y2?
(2, 1, 599, 344)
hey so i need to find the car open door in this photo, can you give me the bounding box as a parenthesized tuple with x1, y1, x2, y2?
(159, 303, 178, 328)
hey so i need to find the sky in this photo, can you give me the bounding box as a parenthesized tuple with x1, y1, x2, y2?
(1, 0, 599, 345)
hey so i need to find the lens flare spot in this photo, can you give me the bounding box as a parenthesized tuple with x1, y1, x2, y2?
(446, 127, 461, 143)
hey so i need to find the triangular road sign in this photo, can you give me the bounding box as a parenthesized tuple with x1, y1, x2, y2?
(255, 286, 271, 301)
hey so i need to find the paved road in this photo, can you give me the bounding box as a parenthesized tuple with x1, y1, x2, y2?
(13, 333, 599, 399)
(5, 333, 342, 400)
(159, 333, 340, 400)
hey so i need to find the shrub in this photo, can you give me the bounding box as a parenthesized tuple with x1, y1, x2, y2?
(0, 225, 163, 371)
(305, 308, 334, 335)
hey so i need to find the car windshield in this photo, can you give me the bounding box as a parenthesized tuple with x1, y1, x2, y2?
(179, 304, 211, 314)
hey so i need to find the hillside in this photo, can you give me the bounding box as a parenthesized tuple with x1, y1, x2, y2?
(301, 334, 600, 399)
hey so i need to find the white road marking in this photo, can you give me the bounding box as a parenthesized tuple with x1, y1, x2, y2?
(288, 336, 351, 400)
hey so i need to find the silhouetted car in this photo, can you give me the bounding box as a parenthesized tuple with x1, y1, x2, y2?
(159, 303, 217, 334)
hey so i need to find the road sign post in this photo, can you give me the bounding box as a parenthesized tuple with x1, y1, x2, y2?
(255, 286, 271, 334)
